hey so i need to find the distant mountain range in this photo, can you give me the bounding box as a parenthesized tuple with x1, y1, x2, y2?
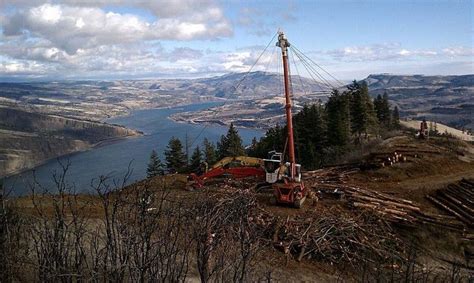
(361, 74, 473, 130)
(0, 72, 472, 176)
(193, 71, 329, 98)
(171, 72, 474, 129)
(364, 74, 474, 97)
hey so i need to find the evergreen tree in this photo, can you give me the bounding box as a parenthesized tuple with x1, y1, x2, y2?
(164, 137, 186, 172)
(218, 123, 246, 157)
(202, 138, 217, 165)
(374, 94, 383, 122)
(294, 103, 327, 168)
(348, 81, 377, 141)
(250, 124, 284, 158)
(392, 106, 400, 129)
(190, 146, 202, 171)
(374, 92, 392, 128)
(146, 150, 164, 178)
(216, 135, 226, 160)
(381, 92, 391, 126)
(326, 89, 350, 146)
(247, 137, 259, 156)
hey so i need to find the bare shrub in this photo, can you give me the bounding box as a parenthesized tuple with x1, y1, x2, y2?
(190, 189, 268, 282)
(29, 160, 90, 281)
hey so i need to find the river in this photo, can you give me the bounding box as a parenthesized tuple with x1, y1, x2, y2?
(3, 102, 264, 195)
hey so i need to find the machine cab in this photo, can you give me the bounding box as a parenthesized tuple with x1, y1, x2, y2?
(284, 162, 302, 182)
(263, 151, 302, 184)
(263, 151, 283, 184)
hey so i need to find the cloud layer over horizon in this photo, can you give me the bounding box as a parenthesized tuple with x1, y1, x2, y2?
(0, 0, 472, 80)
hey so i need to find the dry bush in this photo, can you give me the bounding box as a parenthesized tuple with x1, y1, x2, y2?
(0, 181, 28, 282)
(190, 189, 269, 283)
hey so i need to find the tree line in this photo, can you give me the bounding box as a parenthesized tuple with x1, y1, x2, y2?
(247, 81, 400, 169)
(146, 123, 246, 177)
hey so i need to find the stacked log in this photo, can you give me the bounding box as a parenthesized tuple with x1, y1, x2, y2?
(362, 151, 407, 169)
(427, 179, 474, 227)
(302, 165, 359, 184)
(311, 184, 467, 232)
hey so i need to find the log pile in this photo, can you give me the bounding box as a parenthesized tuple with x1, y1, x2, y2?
(302, 165, 359, 184)
(361, 151, 407, 169)
(344, 186, 419, 222)
(310, 183, 466, 232)
(427, 179, 473, 227)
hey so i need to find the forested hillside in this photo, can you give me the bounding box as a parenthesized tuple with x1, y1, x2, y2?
(248, 81, 400, 169)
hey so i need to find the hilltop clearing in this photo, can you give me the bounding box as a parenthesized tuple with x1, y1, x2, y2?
(400, 120, 474, 141)
(5, 133, 474, 281)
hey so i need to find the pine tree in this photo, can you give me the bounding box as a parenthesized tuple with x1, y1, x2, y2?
(218, 123, 245, 157)
(392, 106, 400, 129)
(250, 124, 284, 158)
(146, 150, 164, 178)
(247, 137, 259, 156)
(216, 135, 226, 160)
(374, 92, 392, 128)
(381, 92, 391, 127)
(294, 103, 327, 168)
(349, 81, 377, 141)
(164, 137, 186, 172)
(326, 89, 350, 146)
(374, 94, 383, 123)
(202, 138, 217, 165)
(190, 146, 203, 171)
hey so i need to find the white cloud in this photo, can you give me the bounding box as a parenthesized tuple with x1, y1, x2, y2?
(2, 2, 232, 54)
(442, 46, 474, 57)
(326, 43, 440, 62)
(236, 3, 297, 37)
(0, 1, 471, 80)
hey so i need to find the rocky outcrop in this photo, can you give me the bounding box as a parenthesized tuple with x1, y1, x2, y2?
(0, 107, 139, 177)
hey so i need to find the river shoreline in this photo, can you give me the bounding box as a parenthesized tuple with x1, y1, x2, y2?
(2, 102, 263, 195)
(1, 132, 142, 180)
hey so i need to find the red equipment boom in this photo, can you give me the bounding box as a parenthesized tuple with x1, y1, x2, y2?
(188, 166, 265, 188)
(272, 32, 307, 208)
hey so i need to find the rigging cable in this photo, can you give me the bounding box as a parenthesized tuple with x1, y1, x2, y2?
(289, 48, 308, 97)
(291, 47, 335, 90)
(188, 31, 279, 148)
(292, 48, 333, 91)
(291, 45, 346, 88)
(291, 47, 338, 89)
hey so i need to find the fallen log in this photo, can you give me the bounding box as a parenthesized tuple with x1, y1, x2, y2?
(426, 195, 472, 226)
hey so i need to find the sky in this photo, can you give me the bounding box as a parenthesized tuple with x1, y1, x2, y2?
(0, 0, 472, 81)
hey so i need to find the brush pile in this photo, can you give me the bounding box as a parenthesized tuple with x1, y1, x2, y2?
(427, 179, 473, 228)
(271, 207, 404, 264)
(188, 188, 405, 265)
